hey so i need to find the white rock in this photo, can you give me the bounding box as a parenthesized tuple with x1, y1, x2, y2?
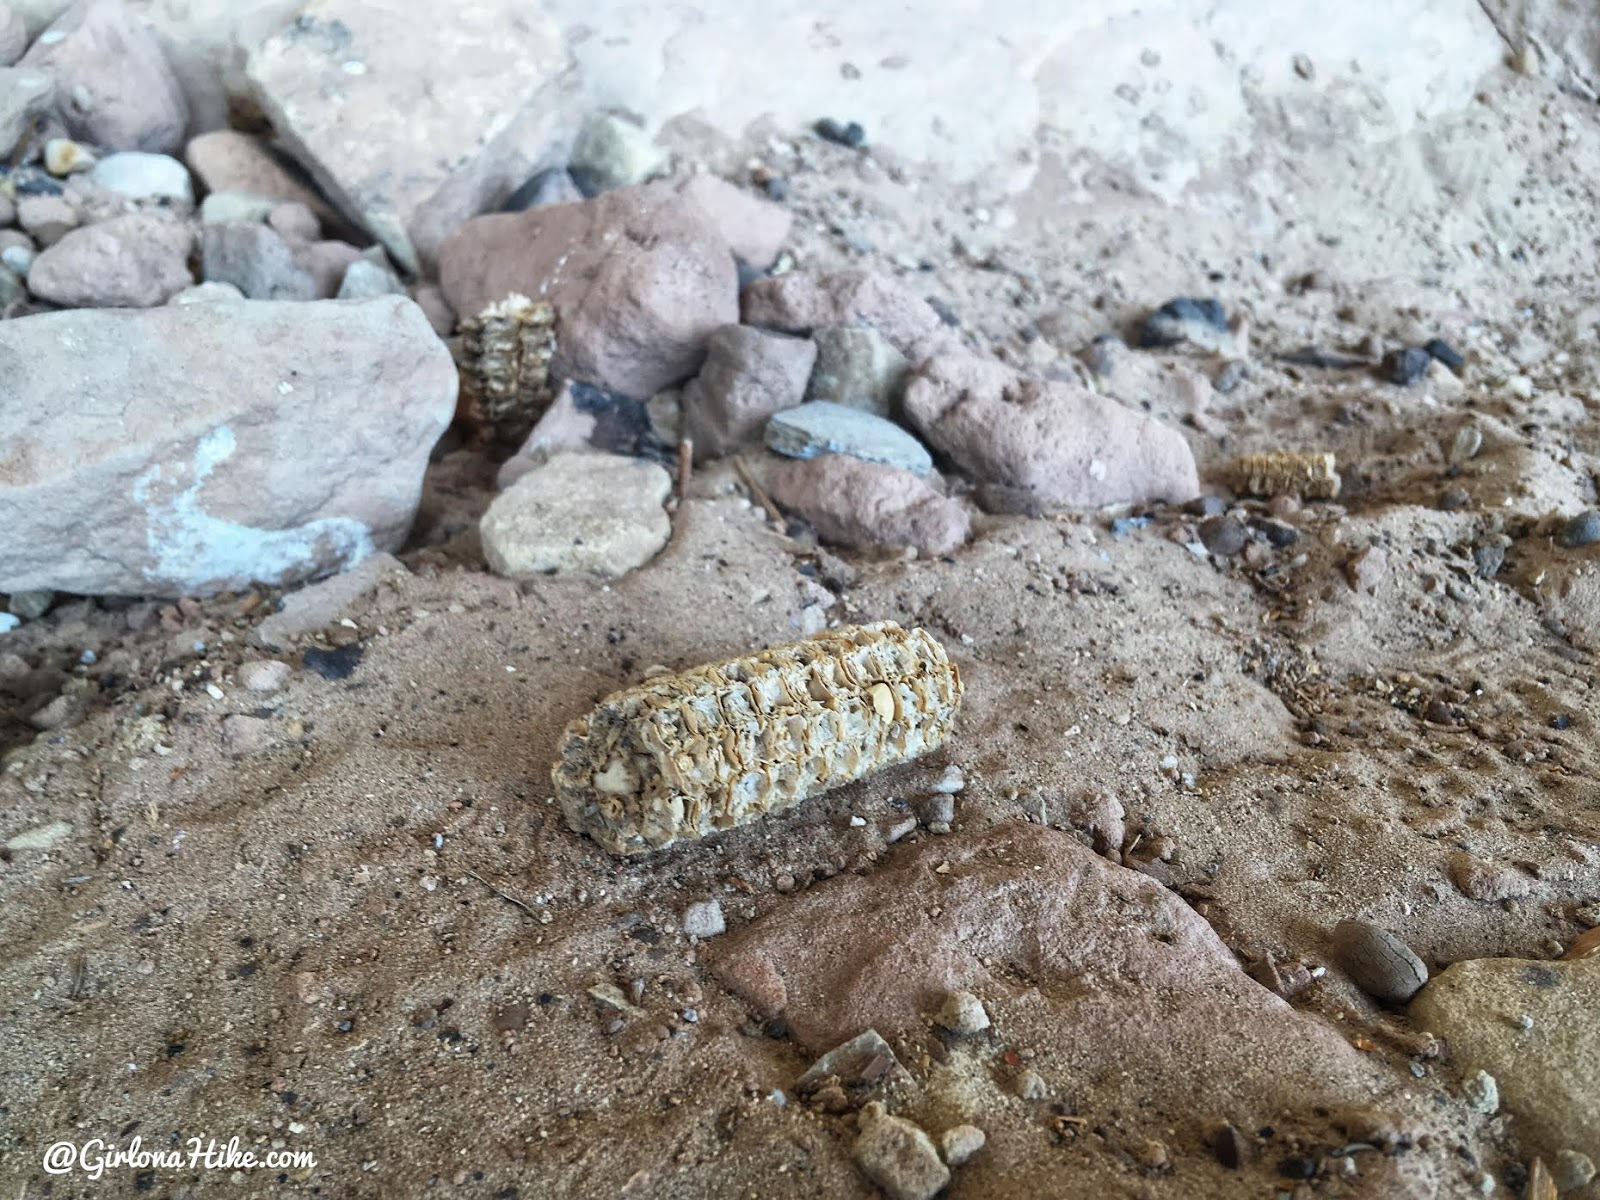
(236, 659, 292, 693)
(5, 819, 71, 851)
(90, 151, 194, 204)
(337, 258, 405, 299)
(938, 1124, 986, 1167)
(570, 112, 666, 191)
(933, 990, 990, 1035)
(681, 899, 726, 938)
(199, 191, 278, 224)
(479, 453, 671, 581)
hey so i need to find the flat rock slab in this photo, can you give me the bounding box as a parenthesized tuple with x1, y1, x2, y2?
(0, 297, 455, 596)
(766, 401, 933, 476)
(246, 0, 575, 275)
(712, 823, 1443, 1196)
(904, 353, 1200, 507)
(479, 452, 671, 580)
(1411, 957, 1600, 1166)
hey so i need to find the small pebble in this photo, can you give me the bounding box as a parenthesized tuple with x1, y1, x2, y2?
(918, 793, 955, 826)
(237, 659, 292, 694)
(1199, 515, 1247, 557)
(44, 138, 95, 176)
(815, 118, 866, 147)
(1448, 424, 1483, 465)
(681, 899, 726, 939)
(1138, 297, 1227, 349)
(1462, 1069, 1498, 1114)
(1424, 337, 1465, 370)
(1439, 487, 1471, 511)
(1558, 510, 1600, 549)
(7, 589, 53, 620)
(1212, 1123, 1249, 1169)
(1013, 1069, 1048, 1100)
(1184, 495, 1228, 519)
(939, 1124, 986, 1166)
(1382, 346, 1432, 385)
(1553, 1150, 1596, 1192)
(933, 990, 990, 1036)
(930, 765, 965, 794)
(1332, 919, 1428, 1003)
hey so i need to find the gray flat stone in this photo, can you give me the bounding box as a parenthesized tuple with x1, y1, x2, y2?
(766, 401, 933, 476)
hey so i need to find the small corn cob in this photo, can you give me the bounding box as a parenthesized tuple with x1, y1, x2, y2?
(1227, 451, 1341, 499)
(457, 293, 557, 442)
(552, 622, 962, 855)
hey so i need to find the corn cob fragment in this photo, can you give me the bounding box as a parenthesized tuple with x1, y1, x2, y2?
(457, 292, 557, 441)
(552, 622, 962, 855)
(1226, 451, 1341, 500)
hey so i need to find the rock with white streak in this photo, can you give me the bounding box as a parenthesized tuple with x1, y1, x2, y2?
(903, 353, 1199, 508)
(21, 0, 188, 154)
(0, 297, 455, 596)
(27, 213, 192, 307)
(246, 0, 576, 274)
(480, 452, 671, 581)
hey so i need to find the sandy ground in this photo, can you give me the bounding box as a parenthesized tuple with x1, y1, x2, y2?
(4, 66, 1600, 1199)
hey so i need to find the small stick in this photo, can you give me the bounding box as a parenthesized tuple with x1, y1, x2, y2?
(462, 868, 539, 920)
(675, 438, 694, 501)
(733, 455, 785, 526)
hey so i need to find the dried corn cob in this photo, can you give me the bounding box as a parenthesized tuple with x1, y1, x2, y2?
(1227, 451, 1341, 500)
(457, 292, 557, 442)
(552, 622, 962, 855)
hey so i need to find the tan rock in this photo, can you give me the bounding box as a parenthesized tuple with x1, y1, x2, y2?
(440, 184, 739, 399)
(853, 1103, 949, 1200)
(903, 353, 1200, 508)
(184, 131, 342, 233)
(768, 454, 970, 557)
(1411, 957, 1599, 1166)
(246, 0, 576, 274)
(1447, 851, 1535, 901)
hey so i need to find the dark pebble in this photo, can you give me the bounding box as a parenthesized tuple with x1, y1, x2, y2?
(1109, 515, 1152, 539)
(1381, 346, 1432, 386)
(1438, 487, 1471, 511)
(303, 643, 364, 681)
(1423, 337, 1464, 370)
(567, 381, 663, 460)
(814, 118, 866, 148)
(1424, 698, 1456, 725)
(1138, 297, 1227, 348)
(926, 295, 960, 327)
(14, 175, 63, 196)
(1212, 1123, 1249, 1169)
(1184, 495, 1228, 518)
(1278, 1156, 1318, 1180)
(1199, 516, 1247, 557)
(1550, 713, 1572, 730)
(1252, 517, 1300, 547)
(567, 165, 607, 199)
(1472, 542, 1505, 578)
(763, 177, 791, 202)
(1559, 509, 1600, 548)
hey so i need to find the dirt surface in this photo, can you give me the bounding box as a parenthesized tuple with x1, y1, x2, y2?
(5, 67, 1600, 1199)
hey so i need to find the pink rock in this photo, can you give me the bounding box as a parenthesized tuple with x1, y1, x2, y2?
(709, 823, 1440, 1192)
(768, 454, 969, 557)
(267, 202, 321, 244)
(902, 353, 1200, 507)
(675, 174, 790, 269)
(16, 194, 79, 246)
(245, 0, 575, 275)
(679, 325, 814, 460)
(439, 183, 739, 399)
(292, 240, 363, 299)
(184, 132, 345, 234)
(22, 0, 188, 154)
(740, 268, 960, 364)
(27, 213, 193, 307)
(0, 298, 455, 597)
(1345, 545, 1388, 593)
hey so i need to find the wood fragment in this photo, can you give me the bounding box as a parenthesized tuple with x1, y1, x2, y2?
(733, 455, 785, 526)
(462, 869, 539, 919)
(1528, 1157, 1557, 1200)
(675, 438, 694, 501)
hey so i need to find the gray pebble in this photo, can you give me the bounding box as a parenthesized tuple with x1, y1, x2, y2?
(1332, 919, 1428, 1003)
(1199, 515, 1247, 557)
(7, 589, 53, 620)
(918, 793, 955, 826)
(1559, 509, 1600, 549)
(681, 899, 725, 939)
